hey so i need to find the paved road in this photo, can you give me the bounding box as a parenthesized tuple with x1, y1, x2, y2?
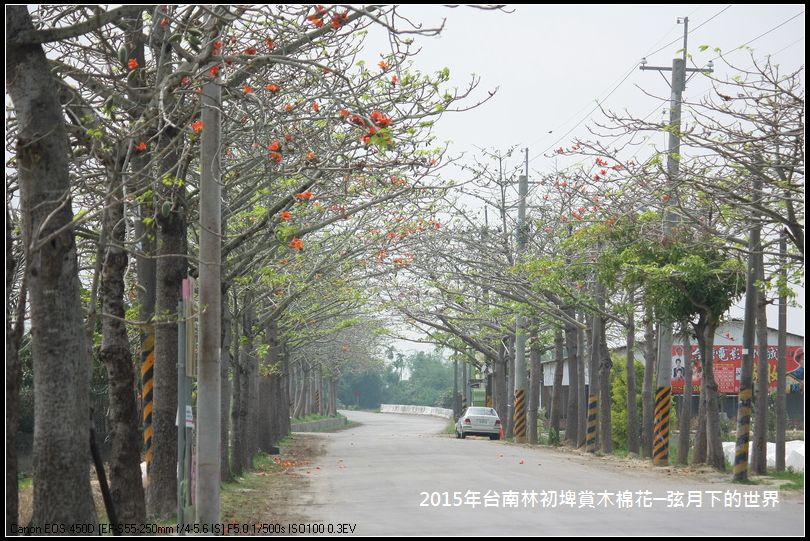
(293, 410, 803, 535)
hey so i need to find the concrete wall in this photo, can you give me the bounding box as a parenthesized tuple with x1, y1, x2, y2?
(380, 404, 454, 419)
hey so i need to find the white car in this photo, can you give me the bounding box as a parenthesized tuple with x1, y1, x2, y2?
(455, 407, 501, 440)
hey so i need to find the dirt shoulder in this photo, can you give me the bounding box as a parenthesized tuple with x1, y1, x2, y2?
(221, 434, 325, 533)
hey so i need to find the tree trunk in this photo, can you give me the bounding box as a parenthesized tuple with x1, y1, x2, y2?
(677, 327, 693, 465)
(505, 335, 515, 439)
(587, 311, 601, 453)
(528, 330, 541, 445)
(99, 159, 146, 526)
(703, 317, 725, 471)
(147, 135, 186, 519)
(751, 253, 769, 475)
(7, 5, 98, 526)
(280, 344, 292, 436)
(549, 328, 564, 444)
(246, 315, 259, 461)
(693, 314, 708, 464)
(493, 353, 508, 425)
(6, 212, 26, 534)
(329, 378, 338, 416)
(133, 165, 156, 487)
(775, 234, 787, 471)
(626, 295, 639, 455)
(735, 208, 759, 479)
(598, 318, 613, 453)
(233, 299, 255, 475)
(576, 317, 587, 448)
(259, 318, 278, 452)
(641, 312, 656, 458)
(564, 317, 579, 447)
(220, 292, 232, 482)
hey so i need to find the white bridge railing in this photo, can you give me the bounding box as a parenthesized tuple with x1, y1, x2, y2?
(380, 404, 454, 419)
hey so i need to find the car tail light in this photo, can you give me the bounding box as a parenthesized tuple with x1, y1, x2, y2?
(464, 418, 471, 425)
(494, 419, 501, 425)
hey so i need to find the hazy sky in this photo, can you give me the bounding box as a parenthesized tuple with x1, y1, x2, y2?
(367, 5, 806, 354)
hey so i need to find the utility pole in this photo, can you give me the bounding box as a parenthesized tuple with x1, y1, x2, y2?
(196, 78, 222, 523)
(513, 148, 529, 443)
(639, 17, 712, 466)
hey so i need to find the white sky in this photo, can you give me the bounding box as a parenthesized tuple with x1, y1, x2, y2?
(370, 5, 806, 354)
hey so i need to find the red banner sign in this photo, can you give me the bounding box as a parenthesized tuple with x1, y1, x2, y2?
(671, 345, 804, 394)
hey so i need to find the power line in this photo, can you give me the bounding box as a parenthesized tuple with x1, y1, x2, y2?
(523, 9, 699, 151)
(528, 66, 636, 163)
(528, 7, 801, 168)
(644, 5, 733, 60)
(526, 6, 734, 165)
(736, 10, 804, 49)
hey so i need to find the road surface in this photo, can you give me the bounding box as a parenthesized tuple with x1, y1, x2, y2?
(292, 410, 803, 535)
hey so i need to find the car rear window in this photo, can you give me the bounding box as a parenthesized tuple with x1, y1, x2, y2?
(467, 407, 496, 416)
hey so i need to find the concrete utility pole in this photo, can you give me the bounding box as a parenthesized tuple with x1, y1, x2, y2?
(639, 17, 712, 466)
(196, 79, 222, 523)
(513, 148, 530, 443)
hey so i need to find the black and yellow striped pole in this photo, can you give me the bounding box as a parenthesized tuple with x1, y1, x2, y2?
(653, 385, 671, 466)
(140, 324, 155, 479)
(513, 389, 526, 441)
(586, 393, 598, 452)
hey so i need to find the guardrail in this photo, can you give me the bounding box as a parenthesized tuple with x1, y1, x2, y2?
(379, 404, 454, 419)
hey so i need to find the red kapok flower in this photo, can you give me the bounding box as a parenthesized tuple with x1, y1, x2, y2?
(370, 111, 392, 127)
(284, 103, 295, 112)
(213, 40, 222, 50)
(265, 83, 280, 92)
(289, 237, 304, 250)
(307, 15, 324, 28)
(180, 76, 191, 86)
(339, 108, 349, 118)
(265, 38, 275, 49)
(245, 46, 257, 55)
(284, 133, 294, 141)
(135, 141, 147, 151)
(280, 211, 292, 221)
(209, 65, 220, 77)
(305, 150, 317, 161)
(191, 120, 204, 134)
(295, 191, 314, 200)
(378, 60, 389, 70)
(127, 58, 138, 70)
(267, 140, 281, 152)
(243, 84, 254, 94)
(330, 10, 348, 29)
(391, 75, 399, 86)
(349, 114, 366, 127)
(269, 151, 283, 164)
(311, 101, 320, 112)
